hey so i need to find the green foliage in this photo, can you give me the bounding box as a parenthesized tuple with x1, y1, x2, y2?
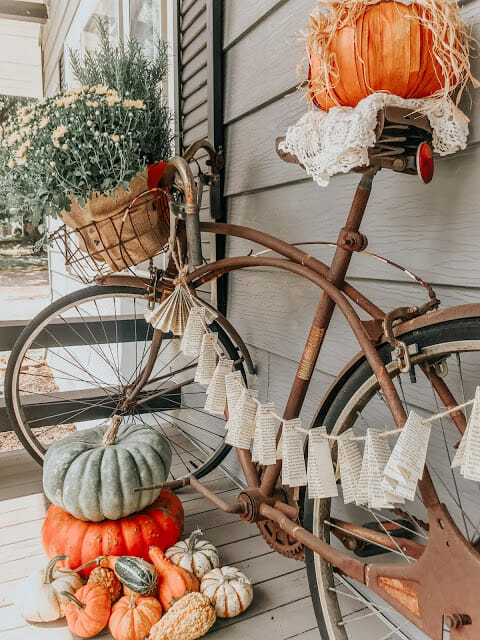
(0, 19, 173, 226)
(69, 18, 172, 163)
(0, 94, 30, 125)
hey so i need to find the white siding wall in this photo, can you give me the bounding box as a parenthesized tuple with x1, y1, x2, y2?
(0, 20, 43, 97)
(222, 0, 480, 478)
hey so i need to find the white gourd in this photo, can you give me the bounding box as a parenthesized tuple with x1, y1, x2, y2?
(165, 529, 220, 579)
(200, 566, 253, 618)
(17, 554, 83, 622)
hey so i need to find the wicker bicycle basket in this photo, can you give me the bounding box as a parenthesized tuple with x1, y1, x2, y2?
(50, 171, 170, 283)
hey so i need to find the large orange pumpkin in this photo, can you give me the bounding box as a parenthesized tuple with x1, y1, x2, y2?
(309, 1, 452, 111)
(41, 489, 184, 577)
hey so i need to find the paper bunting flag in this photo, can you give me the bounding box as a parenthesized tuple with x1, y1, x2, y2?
(251, 424, 261, 463)
(252, 403, 277, 466)
(225, 388, 259, 449)
(337, 434, 363, 504)
(356, 429, 394, 509)
(194, 332, 218, 384)
(282, 419, 307, 487)
(276, 432, 284, 460)
(181, 306, 207, 356)
(204, 359, 234, 415)
(224, 371, 246, 431)
(145, 284, 192, 335)
(382, 411, 431, 502)
(307, 428, 338, 499)
(452, 387, 480, 481)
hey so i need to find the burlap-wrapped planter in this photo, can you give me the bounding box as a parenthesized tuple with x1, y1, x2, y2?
(61, 171, 170, 272)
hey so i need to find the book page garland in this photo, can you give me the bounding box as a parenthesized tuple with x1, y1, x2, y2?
(146, 298, 480, 505)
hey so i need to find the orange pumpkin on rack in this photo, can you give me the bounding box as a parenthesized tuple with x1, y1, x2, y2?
(308, 0, 473, 111)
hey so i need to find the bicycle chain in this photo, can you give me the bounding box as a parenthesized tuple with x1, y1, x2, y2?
(392, 507, 430, 533)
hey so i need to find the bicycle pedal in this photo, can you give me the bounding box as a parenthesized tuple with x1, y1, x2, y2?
(352, 519, 415, 557)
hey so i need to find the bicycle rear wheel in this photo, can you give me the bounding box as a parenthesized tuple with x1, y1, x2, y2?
(303, 316, 480, 639)
(5, 284, 245, 479)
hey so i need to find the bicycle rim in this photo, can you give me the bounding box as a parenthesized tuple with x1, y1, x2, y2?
(5, 285, 242, 479)
(305, 317, 480, 639)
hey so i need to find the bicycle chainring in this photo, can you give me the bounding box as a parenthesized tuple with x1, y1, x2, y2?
(257, 519, 305, 561)
(253, 465, 306, 561)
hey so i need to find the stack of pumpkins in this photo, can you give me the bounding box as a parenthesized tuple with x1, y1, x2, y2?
(16, 419, 254, 639)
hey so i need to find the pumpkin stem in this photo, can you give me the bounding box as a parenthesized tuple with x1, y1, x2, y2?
(75, 557, 103, 573)
(102, 415, 122, 445)
(186, 529, 203, 554)
(129, 594, 137, 609)
(61, 591, 86, 610)
(44, 554, 69, 584)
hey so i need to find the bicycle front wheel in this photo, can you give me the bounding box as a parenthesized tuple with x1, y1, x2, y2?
(303, 316, 480, 640)
(5, 284, 245, 480)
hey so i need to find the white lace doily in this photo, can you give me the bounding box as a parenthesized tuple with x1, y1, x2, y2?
(279, 94, 469, 187)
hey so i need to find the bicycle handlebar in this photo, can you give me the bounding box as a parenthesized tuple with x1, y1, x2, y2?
(158, 139, 225, 268)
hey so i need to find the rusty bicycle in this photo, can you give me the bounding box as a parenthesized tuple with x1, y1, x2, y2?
(6, 107, 480, 639)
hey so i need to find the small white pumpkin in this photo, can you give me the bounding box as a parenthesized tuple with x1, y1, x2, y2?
(16, 554, 83, 622)
(200, 566, 253, 618)
(165, 529, 220, 579)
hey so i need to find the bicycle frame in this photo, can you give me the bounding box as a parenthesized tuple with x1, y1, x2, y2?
(101, 158, 480, 639)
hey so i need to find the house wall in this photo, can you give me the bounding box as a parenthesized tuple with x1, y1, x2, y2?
(220, 0, 480, 479)
(41, 0, 81, 97)
(0, 19, 43, 97)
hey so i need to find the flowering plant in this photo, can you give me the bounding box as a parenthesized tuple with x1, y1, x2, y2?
(0, 20, 172, 222)
(0, 84, 170, 215)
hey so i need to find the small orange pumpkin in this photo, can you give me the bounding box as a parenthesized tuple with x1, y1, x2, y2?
(87, 566, 122, 603)
(309, 1, 459, 111)
(109, 593, 162, 640)
(62, 584, 111, 638)
(149, 546, 200, 611)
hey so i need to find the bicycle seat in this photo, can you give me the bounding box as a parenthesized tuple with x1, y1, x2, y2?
(276, 106, 434, 183)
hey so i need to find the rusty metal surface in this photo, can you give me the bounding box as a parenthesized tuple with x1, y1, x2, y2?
(366, 504, 480, 639)
(185, 251, 424, 501)
(420, 363, 468, 437)
(199, 221, 385, 320)
(257, 519, 306, 561)
(259, 503, 366, 583)
(311, 301, 480, 440)
(262, 169, 379, 497)
(330, 518, 425, 560)
(189, 476, 246, 515)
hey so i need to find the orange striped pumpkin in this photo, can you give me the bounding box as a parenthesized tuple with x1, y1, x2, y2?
(309, 1, 452, 111)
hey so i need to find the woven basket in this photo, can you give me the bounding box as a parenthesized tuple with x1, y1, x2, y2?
(60, 170, 170, 272)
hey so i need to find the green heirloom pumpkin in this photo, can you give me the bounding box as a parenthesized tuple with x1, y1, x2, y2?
(43, 418, 172, 522)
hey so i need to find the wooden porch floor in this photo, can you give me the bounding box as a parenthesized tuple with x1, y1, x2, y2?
(0, 450, 318, 639)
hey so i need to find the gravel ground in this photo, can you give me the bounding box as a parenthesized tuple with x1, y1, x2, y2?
(0, 354, 77, 452)
(0, 251, 77, 453)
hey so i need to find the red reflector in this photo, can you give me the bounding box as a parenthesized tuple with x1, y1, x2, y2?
(417, 143, 434, 184)
(148, 161, 168, 190)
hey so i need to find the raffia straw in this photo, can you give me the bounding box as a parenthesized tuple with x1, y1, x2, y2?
(302, 0, 479, 108)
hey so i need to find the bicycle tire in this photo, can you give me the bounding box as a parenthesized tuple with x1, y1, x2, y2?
(303, 315, 480, 639)
(5, 284, 244, 476)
